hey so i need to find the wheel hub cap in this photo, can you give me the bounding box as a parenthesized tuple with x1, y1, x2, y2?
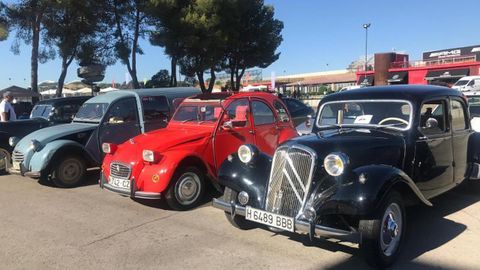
(380, 203, 402, 256)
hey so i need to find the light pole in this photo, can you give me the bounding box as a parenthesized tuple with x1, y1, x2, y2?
(363, 23, 371, 72)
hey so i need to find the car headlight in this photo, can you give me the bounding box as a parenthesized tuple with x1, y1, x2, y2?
(9, 137, 19, 147)
(142, 150, 161, 163)
(30, 139, 42, 152)
(237, 144, 258, 164)
(323, 153, 348, 176)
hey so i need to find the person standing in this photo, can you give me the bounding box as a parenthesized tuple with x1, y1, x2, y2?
(0, 91, 17, 122)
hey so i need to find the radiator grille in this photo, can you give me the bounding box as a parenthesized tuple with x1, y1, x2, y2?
(12, 150, 24, 163)
(110, 162, 131, 179)
(265, 145, 315, 218)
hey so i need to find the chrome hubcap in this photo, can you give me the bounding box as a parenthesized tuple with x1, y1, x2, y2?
(62, 160, 81, 183)
(380, 203, 402, 256)
(176, 172, 201, 205)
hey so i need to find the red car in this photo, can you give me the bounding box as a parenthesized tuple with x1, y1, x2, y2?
(100, 92, 298, 210)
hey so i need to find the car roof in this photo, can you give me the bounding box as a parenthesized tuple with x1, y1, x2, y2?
(185, 91, 279, 102)
(36, 96, 91, 105)
(85, 87, 201, 104)
(321, 85, 463, 104)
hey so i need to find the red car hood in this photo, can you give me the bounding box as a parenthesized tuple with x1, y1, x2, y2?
(113, 125, 214, 160)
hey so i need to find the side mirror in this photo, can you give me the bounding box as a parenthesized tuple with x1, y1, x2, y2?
(222, 120, 233, 130)
(305, 114, 313, 127)
(425, 118, 438, 129)
(108, 116, 124, 124)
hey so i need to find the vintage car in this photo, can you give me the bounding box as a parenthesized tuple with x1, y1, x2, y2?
(9, 87, 200, 187)
(0, 96, 90, 172)
(465, 91, 480, 132)
(100, 92, 298, 210)
(212, 85, 480, 267)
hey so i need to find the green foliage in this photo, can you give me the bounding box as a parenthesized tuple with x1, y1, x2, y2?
(145, 69, 170, 88)
(0, 2, 8, 41)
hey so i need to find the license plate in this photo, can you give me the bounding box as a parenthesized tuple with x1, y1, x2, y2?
(12, 161, 20, 171)
(109, 176, 130, 190)
(245, 206, 294, 232)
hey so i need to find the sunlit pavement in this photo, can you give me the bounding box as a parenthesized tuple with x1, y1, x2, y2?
(1, 173, 479, 270)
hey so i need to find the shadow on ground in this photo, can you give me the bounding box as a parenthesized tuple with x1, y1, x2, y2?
(256, 181, 480, 269)
(38, 169, 100, 188)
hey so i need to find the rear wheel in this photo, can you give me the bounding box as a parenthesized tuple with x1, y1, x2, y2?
(223, 187, 255, 230)
(359, 192, 405, 268)
(0, 147, 11, 173)
(165, 166, 205, 211)
(51, 155, 86, 188)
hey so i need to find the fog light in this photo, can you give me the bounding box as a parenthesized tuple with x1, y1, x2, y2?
(302, 208, 316, 221)
(152, 174, 160, 183)
(237, 191, 249, 205)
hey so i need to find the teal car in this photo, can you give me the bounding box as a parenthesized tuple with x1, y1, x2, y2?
(9, 87, 200, 188)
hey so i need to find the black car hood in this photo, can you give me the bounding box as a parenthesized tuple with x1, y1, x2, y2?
(283, 128, 406, 168)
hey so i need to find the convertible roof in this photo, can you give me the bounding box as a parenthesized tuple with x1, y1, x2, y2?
(321, 85, 464, 104)
(85, 87, 201, 103)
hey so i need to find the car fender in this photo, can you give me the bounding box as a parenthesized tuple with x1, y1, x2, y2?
(137, 150, 211, 193)
(278, 128, 298, 145)
(28, 140, 92, 172)
(467, 132, 480, 163)
(217, 152, 272, 209)
(310, 165, 431, 218)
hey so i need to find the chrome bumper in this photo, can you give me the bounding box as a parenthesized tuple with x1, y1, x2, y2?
(212, 198, 360, 243)
(100, 173, 161, 200)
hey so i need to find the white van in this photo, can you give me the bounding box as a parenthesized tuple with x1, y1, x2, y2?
(452, 76, 480, 92)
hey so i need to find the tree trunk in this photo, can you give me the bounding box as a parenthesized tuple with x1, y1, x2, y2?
(235, 67, 246, 91)
(207, 67, 216, 93)
(31, 19, 40, 95)
(196, 71, 206, 93)
(56, 54, 75, 98)
(170, 57, 177, 87)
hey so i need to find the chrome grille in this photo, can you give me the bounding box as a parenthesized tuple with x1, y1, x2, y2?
(265, 145, 316, 218)
(12, 150, 24, 163)
(110, 162, 131, 179)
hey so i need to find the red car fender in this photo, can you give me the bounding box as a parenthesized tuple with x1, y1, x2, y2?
(278, 128, 298, 145)
(102, 153, 114, 179)
(137, 150, 211, 194)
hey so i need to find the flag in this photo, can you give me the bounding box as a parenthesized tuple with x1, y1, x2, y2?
(271, 71, 276, 90)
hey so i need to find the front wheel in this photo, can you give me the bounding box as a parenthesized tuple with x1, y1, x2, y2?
(51, 155, 86, 188)
(165, 166, 205, 211)
(359, 192, 406, 268)
(223, 187, 255, 230)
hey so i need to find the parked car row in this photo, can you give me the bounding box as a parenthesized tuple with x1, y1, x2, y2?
(3, 85, 479, 267)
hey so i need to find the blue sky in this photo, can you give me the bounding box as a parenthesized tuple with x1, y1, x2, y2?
(1, 0, 480, 89)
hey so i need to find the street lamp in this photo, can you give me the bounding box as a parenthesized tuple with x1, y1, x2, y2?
(363, 23, 371, 72)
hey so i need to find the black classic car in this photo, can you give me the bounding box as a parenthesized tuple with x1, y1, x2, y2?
(212, 85, 480, 267)
(0, 96, 90, 171)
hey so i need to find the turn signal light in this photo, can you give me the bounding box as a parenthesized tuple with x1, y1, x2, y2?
(143, 150, 162, 163)
(102, 143, 117, 154)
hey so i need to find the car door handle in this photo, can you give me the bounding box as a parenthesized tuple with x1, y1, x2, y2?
(249, 130, 255, 134)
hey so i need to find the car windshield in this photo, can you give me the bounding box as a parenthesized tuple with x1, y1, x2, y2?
(30, 104, 53, 119)
(468, 96, 480, 116)
(317, 100, 412, 130)
(172, 102, 223, 124)
(73, 103, 109, 122)
(454, 80, 469, 86)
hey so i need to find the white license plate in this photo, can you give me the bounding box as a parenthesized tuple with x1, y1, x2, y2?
(245, 206, 294, 232)
(109, 177, 130, 190)
(12, 161, 20, 171)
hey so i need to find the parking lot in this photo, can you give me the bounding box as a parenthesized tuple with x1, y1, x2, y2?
(0, 172, 479, 270)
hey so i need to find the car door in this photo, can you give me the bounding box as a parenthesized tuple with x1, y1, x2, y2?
(213, 98, 255, 170)
(251, 99, 279, 156)
(450, 98, 471, 183)
(414, 98, 454, 195)
(141, 95, 170, 132)
(98, 97, 142, 147)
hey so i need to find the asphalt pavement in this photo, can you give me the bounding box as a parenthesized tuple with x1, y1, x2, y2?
(1, 172, 480, 270)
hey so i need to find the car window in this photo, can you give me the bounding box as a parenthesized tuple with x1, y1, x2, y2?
(284, 99, 304, 112)
(252, 100, 275, 126)
(420, 100, 447, 135)
(451, 99, 468, 131)
(274, 101, 290, 122)
(30, 104, 52, 119)
(142, 96, 169, 121)
(224, 98, 250, 128)
(172, 98, 185, 111)
(52, 104, 81, 121)
(105, 98, 138, 124)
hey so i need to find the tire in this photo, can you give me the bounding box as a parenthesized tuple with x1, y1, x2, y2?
(165, 166, 205, 211)
(51, 155, 86, 188)
(223, 187, 255, 230)
(0, 148, 10, 174)
(359, 192, 406, 268)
